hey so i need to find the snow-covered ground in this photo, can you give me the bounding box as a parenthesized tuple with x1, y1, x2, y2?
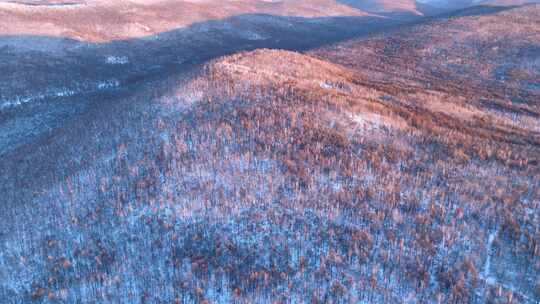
(0, 79, 120, 110)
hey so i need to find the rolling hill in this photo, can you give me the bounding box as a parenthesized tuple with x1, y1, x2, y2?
(0, 0, 365, 42)
(0, 1, 538, 303)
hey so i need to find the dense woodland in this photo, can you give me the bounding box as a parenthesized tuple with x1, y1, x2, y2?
(0, 3, 539, 304)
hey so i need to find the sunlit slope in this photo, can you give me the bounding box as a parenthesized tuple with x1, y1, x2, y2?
(0, 0, 365, 42)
